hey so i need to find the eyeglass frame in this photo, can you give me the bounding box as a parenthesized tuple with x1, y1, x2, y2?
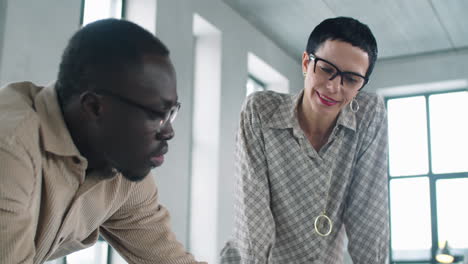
(92, 89, 181, 129)
(308, 54, 369, 90)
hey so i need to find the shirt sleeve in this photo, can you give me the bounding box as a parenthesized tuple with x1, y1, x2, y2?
(0, 141, 37, 264)
(100, 175, 206, 264)
(220, 95, 275, 264)
(344, 97, 390, 263)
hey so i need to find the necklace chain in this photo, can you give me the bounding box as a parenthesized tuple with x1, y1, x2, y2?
(314, 153, 335, 237)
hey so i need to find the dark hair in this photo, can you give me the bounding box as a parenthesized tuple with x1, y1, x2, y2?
(306, 17, 378, 78)
(56, 18, 170, 105)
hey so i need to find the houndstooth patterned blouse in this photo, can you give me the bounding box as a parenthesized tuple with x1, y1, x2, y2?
(220, 90, 389, 264)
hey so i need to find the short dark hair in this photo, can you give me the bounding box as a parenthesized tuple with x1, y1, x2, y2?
(56, 18, 170, 105)
(306, 17, 378, 78)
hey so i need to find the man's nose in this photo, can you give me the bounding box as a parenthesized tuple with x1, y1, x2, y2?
(156, 123, 175, 141)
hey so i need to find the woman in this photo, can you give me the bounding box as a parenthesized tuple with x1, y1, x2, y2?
(221, 17, 389, 263)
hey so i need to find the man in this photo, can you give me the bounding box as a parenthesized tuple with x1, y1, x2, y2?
(0, 19, 205, 264)
(221, 17, 389, 263)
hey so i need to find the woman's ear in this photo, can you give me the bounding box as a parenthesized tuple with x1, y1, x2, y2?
(302, 51, 310, 76)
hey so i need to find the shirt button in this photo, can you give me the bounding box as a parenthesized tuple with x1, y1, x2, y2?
(72, 157, 81, 164)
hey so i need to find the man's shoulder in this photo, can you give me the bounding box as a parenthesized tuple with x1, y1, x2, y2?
(0, 82, 43, 147)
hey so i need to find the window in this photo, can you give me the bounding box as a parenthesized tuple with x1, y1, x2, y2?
(246, 75, 265, 96)
(44, 237, 119, 264)
(246, 52, 289, 95)
(386, 90, 468, 263)
(80, 0, 124, 26)
(66, 239, 109, 264)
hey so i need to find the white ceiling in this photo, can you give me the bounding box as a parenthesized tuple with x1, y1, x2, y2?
(223, 0, 468, 60)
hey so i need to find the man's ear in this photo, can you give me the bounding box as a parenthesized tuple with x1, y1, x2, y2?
(80, 91, 103, 119)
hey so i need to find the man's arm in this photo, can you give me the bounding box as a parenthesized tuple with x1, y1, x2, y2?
(220, 95, 275, 264)
(100, 175, 205, 264)
(0, 142, 37, 264)
(344, 97, 389, 263)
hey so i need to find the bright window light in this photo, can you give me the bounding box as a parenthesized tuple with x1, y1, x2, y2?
(390, 178, 432, 259)
(387, 96, 429, 176)
(387, 90, 467, 263)
(82, 0, 123, 26)
(429, 91, 468, 174)
(66, 241, 108, 264)
(437, 178, 468, 248)
(246, 77, 265, 96)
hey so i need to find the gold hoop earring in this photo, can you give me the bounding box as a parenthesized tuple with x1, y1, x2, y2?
(350, 97, 359, 113)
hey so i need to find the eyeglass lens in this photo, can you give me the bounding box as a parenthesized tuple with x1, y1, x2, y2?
(312, 57, 366, 90)
(160, 103, 180, 127)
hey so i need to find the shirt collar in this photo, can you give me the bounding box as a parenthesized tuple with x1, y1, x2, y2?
(34, 83, 85, 158)
(336, 99, 357, 132)
(264, 89, 357, 132)
(264, 91, 301, 130)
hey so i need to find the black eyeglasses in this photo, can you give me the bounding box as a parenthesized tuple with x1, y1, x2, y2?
(94, 89, 181, 129)
(309, 54, 368, 90)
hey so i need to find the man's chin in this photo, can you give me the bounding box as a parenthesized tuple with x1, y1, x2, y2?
(119, 167, 152, 182)
(121, 172, 149, 182)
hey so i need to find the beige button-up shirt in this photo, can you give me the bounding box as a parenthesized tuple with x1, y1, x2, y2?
(0, 82, 204, 264)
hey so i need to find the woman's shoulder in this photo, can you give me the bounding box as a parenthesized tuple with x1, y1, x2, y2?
(353, 91, 387, 132)
(355, 91, 386, 117)
(243, 90, 291, 114)
(356, 91, 385, 110)
(240, 91, 294, 127)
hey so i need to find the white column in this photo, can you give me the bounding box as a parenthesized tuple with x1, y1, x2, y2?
(190, 14, 221, 264)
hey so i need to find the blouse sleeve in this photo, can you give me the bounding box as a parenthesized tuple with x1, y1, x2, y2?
(344, 96, 390, 263)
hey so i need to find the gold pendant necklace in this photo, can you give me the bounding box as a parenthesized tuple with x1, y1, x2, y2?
(313, 164, 334, 237)
(314, 211, 333, 236)
(299, 112, 336, 237)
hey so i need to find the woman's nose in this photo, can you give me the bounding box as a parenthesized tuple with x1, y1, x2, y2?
(326, 74, 342, 93)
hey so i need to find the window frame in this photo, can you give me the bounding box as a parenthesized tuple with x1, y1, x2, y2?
(385, 89, 468, 264)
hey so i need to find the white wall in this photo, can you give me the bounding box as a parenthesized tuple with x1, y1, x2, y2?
(0, 0, 6, 72)
(0, 0, 81, 86)
(369, 48, 468, 93)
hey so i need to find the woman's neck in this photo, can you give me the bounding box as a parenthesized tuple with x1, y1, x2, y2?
(297, 98, 337, 151)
